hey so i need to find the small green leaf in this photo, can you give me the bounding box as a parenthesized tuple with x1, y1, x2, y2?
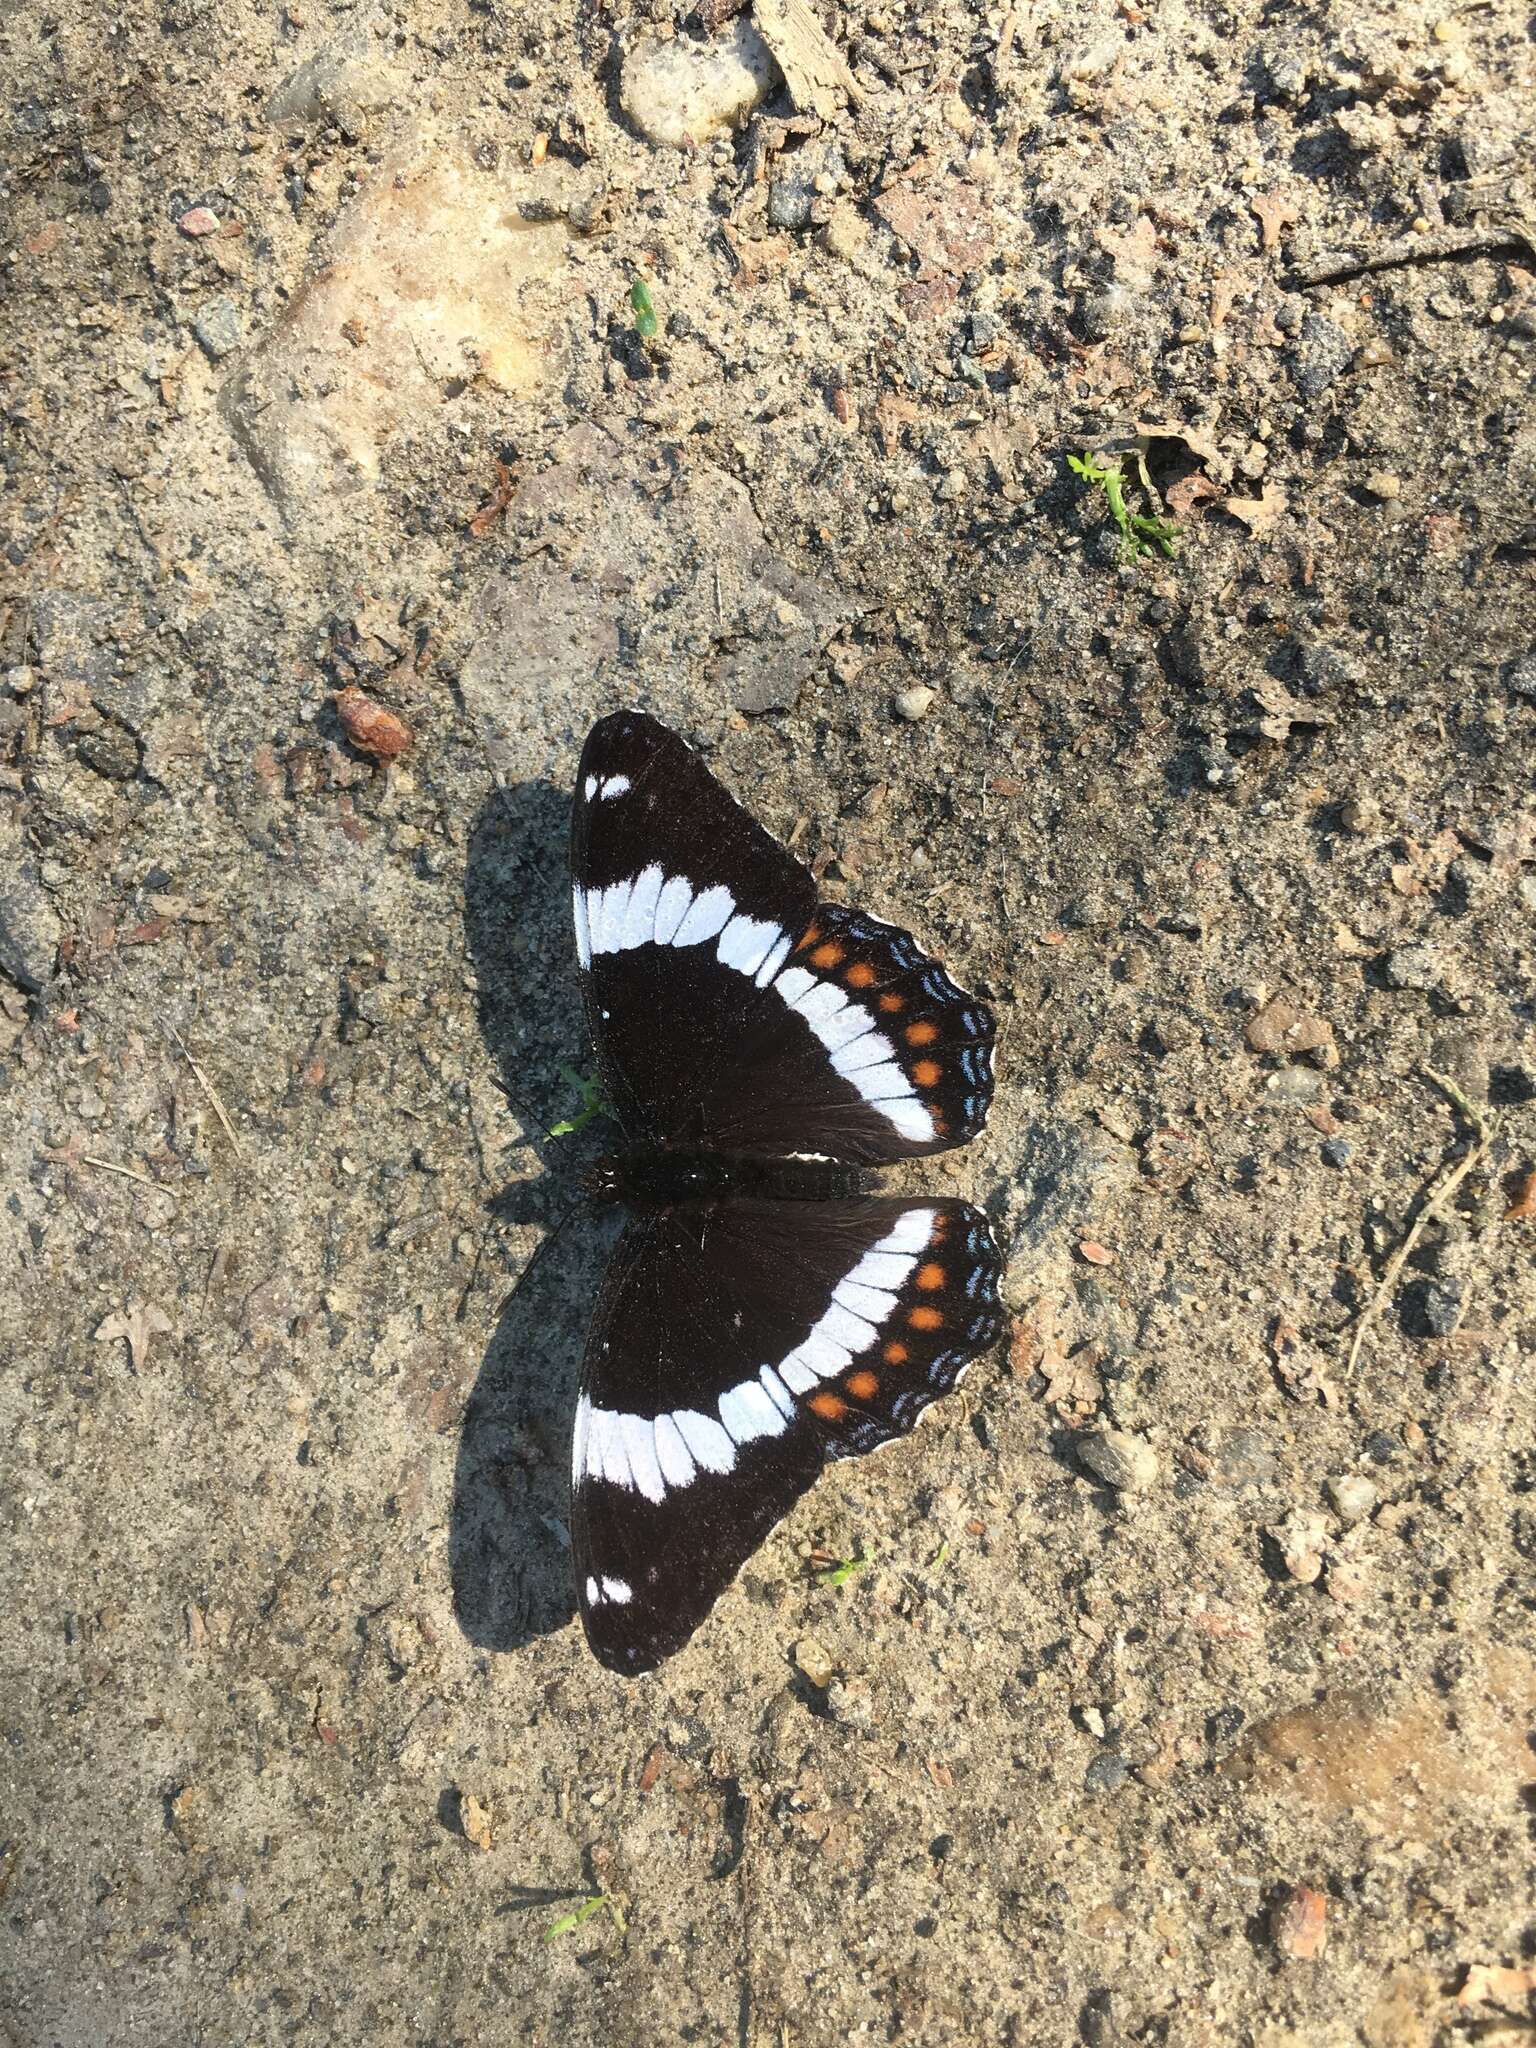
(930, 1540, 950, 1570)
(547, 1065, 610, 1139)
(630, 278, 659, 342)
(545, 1895, 606, 1942)
(818, 1545, 872, 1589)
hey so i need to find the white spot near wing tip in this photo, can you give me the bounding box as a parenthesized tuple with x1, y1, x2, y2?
(599, 775, 631, 800)
(583, 775, 598, 801)
(600, 1576, 633, 1604)
(585, 1575, 600, 1604)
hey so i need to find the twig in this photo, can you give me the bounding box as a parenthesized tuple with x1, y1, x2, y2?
(1345, 1066, 1497, 1376)
(1287, 218, 1536, 290)
(81, 1155, 173, 1196)
(166, 1023, 243, 1154)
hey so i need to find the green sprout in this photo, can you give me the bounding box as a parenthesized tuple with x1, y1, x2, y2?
(1068, 450, 1179, 563)
(929, 1540, 950, 1571)
(547, 1066, 609, 1139)
(630, 278, 658, 342)
(544, 1893, 627, 1943)
(818, 1544, 873, 1589)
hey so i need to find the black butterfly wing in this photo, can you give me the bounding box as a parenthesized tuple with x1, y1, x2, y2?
(571, 1195, 1005, 1675)
(570, 712, 995, 1162)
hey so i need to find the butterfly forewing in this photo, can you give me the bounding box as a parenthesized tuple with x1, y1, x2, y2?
(570, 712, 995, 1162)
(571, 1197, 1005, 1674)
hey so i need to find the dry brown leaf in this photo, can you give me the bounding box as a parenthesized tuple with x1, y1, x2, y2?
(1225, 482, 1287, 535)
(1504, 1171, 1536, 1222)
(1252, 191, 1299, 252)
(95, 1300, 173, 1372)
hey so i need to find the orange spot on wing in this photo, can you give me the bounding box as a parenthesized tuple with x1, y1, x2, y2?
(846, 1369, 880, 1399)
(913, 1059, 942, 1088)
(908, 1305, 943, 1331)
(878, 991, 904, 1012)
(797, 924, 822, 952)
(809, 1391, 849, 1421)
(883, 1341, 909, 1365)
(810, 941, 845, 968)
(916, 1262, 945, 1291)
(845, 962, 877, 988)
(905, 1020, 939, 1046)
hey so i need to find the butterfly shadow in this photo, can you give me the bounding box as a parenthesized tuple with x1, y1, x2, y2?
(450, 778, 611, 1655)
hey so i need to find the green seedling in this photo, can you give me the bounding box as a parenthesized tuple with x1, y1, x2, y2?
(544, 1892, 627, 1943)
(1068, 450, 1179, 563)
(547, 1066, 609, 1139)
(929, 1540, 951, 1571)
(630, 277, 659, 342)
(818, 1544, 873, 1589)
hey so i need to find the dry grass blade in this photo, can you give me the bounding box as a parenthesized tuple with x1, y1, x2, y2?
(1345, 1066, 1497, 1376)
(81, 1156, 173, 1196)
(166, 1023, 243, 1154)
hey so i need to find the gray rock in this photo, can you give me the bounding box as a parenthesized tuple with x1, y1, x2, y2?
(0, 859, 62, 993)
(1385, 944, 1442, 992)
(1507, 652, 1536, 699)
(1083, 1751, 1130, 1793)
(1078, 1428, 1158, 1493)
(1420, 1278, 1463, 1337)
(1215, 1427, 1278, 1488)
(194, 297, 243, 361)
(768, 140, 846, 232)
(1293, 314, 1355, 400)
(1294, 639, 1364, 696)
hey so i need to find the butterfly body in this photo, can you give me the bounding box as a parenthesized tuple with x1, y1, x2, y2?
(564, 711, 1005, 1676)
(585, 1148, 870, 1208)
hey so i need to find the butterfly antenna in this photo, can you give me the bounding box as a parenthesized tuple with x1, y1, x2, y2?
(489, 1194, 589, 1320)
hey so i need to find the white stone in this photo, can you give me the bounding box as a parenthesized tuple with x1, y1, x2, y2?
(620, 18, 781, 149)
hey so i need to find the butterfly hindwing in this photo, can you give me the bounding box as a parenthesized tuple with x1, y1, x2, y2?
(571, 712, 994, 1163)
(571, 1196, 1005, 1675)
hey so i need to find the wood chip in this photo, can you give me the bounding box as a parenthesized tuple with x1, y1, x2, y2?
(752, 0, 863, 115)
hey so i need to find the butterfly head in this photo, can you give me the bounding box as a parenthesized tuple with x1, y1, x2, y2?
(581, 1156, 629, 1204)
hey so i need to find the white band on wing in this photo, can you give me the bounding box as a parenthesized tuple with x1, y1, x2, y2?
(572, 1211, 934, 1495)
(571, 872, 936, 1144)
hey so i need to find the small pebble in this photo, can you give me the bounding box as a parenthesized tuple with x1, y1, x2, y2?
(793, 1634, 836, 1690)
(193, 296, 242, 360)
(894, 686, 935, 722)
(1321, 1138, 1352, 1168)
(1083, 1752, 1130, 1793)
(1326, 1473, 1377, 1524)
(178, 205, 221, 237)
(1385, 944, 1442, 992)
(1362, 471, 1401, 500)
(1272, 1883, 1328, 1959)
(1078, 1428, 1158, 1494)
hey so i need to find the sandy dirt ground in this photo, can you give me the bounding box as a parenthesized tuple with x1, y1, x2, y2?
(3, 0, 1535, 2042)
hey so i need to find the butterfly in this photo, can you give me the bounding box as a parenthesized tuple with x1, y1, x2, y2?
(566, 711, 1003, 1675)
